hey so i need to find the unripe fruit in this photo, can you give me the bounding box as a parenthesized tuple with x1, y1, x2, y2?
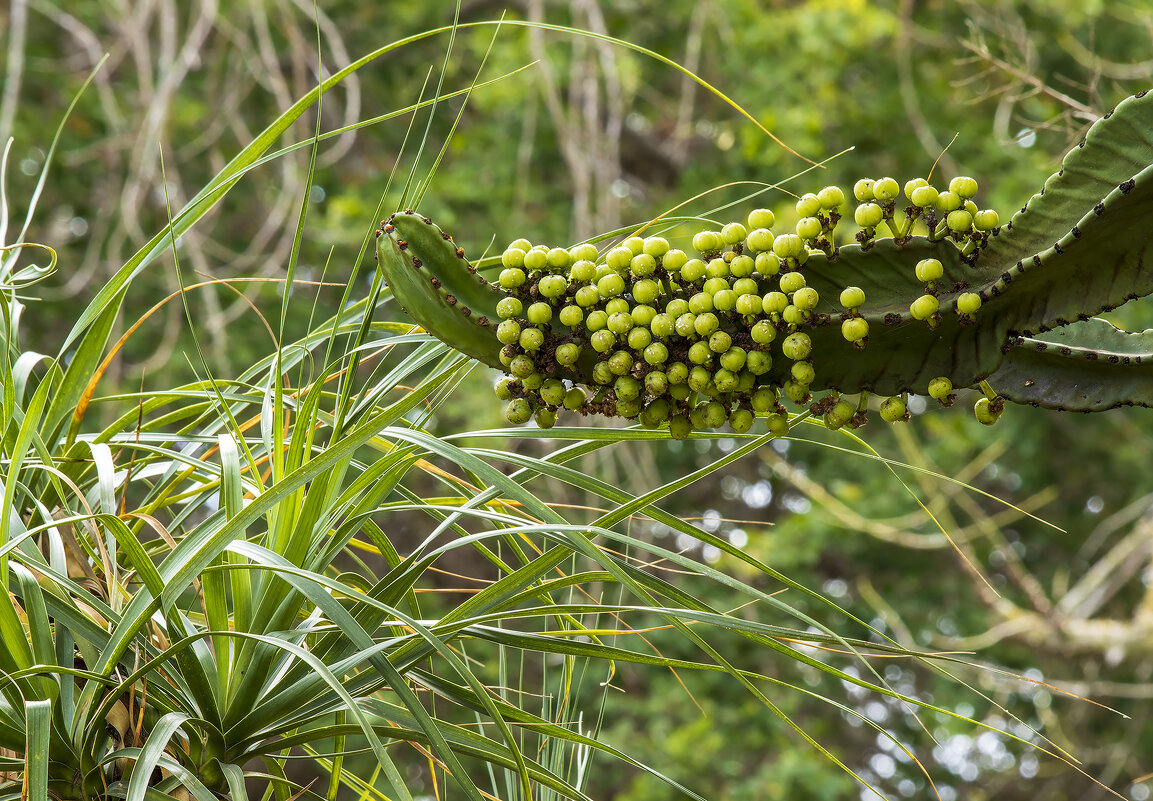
(879, 396, 909, 422)
(795, 193, 821, 218)
(730, 254, 755, 277)
(666, 362, 689, 384)
(712, 289, 737, 312)
(564, 386, 587, 410)
(855, 202, 884, 228)
(713, 368, 739, 393)
(853, 178, 875, 202)
(634, 305, 658, 327)
(585, 309, 608, 331)
(790, 360, 815, 385)
(748, 208, 775, 230)
(494, 377, 514, 401)
(505, 398, 533, 424)
(540, 379, 566, 405)
(772, 233, 805, 259)
(592, 361, 614, 385)
(840, 286, 866, 308)
(569, 243, 599, 263)
(630, 253, 657, 277)
(692, 230, 723, 253)
(709, 330, 733, 354)
(662, 248, 688, 273)
(779, 271, 806, 294)
(974, 396, 1002, 426)
(935, 191, 962, 213)
(873, 177, 900, 202)
(499, 268, 527, 288)
(719, 346, 747, 372)
(614, 375, 641, 401)
(645, 370, 669, 396)
(703, 273, 729, 293)
(755, 252, 782, 276)
(590, 329, 616, 353)
(766, 413, 791, 436)
(751, 320, 776, 344)
(688, 292, 714, 315)
(927, 376, 953, 402)
(622, 236, 645, 255)
(520, 327, 545, 351)
(674, 313, 697, 337)
(608, 350, 634, 375)
(824, 399, 855, 430)
(556, 343, 581, 365)
(796, 217, 823, 240)
(841, 317, 869, 343)
(746, 228, 775, 253)
(546, 247, 571, 271)
(668, 414, 692, 440)
(781, 332, 812, 361)
(729, 408, 755, 434)
(502, 247, 527, 269)
(946, 209, 973, 233)
(627, 327, 652, 350)
(909, 294, 939, 321)
(746, 350, 772, 375)
(606, 246, 632, 272)
(910, 185, 939, 208)
(526, 302, 553, 325)
(642, 236, 670, 258)
(751, 386, 778, 412)
(509, 238, 532, 251)
(607, 311, 634, 335)
(736, 293, 763, 316)
(574, 285, 600, 307)
(666, 298, 690, 317)
(904, 177, 928, 199)
(956, 292, 982, 315)
(522, 371, 543, 391)
(688, 366, 712, 392)
(680, 258, 707, 284)
(783, 379, 810, 405)
(792, 286, 819, 311)
(559, 305, 584, 327)
(693, 312, 720, 337)
(721, 222, 748, 245)
(497, 296, 523, 319)
(605, 298, 630, 315)
(643, 341, 669, 365)
(762, 291, 789, 315)
(703, 401, 728, 429)
(597, 273, 626, 298)
(949, 176, 979, 199)
(818, 185, 845, 209)
(497, 320, 522, 345)
(617, 398, 642, 419)
(523, 248, 548, 272)
(639, 399, 671, 428)
(650, 313, 675, 338)
(915, 258, 944, 283)
(974, 209, 999, 231)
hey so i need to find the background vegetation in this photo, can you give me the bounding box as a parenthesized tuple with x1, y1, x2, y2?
(3, 0, 1153, 798)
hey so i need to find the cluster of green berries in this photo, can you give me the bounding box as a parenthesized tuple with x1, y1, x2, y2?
(491, 178, 1004, 435)
(852, 175, 999, 257)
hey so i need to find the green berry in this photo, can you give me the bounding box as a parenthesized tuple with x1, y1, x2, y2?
(606, 246, 633, 271)
(840, 286, 866, 308)
(949, 176, 979, 199)
(713, 368, 739, 393)
(559, 305, 584, 327)
(665, 298, 690, 317)
(783, 379, 810, 405)
(709, 330, 732, 354)
(494, 377, 514, 401)
(779, 271, 806, 294)
(974, 209, 999, 231)
(873, 177, 900, 202)
(666, 362, 689, 384)
(674, 313, 697, 337)
(748, 208, 775, 230)
(693, 312, 719, 337)
(729, 408, 755, 434)
(692, 230, 723, 254)
(668, 414, 692, 440)
(795, 193, 821, 218)
(705, 260, 730, 281)
(712, 289, 737, 312)
(631, 253, 658, 277)
(605, 297, 629, 315)
(556, 343, 581, 365)
(792, 286, 819, 311)
(574, 285, 600, 307)
(730, 254, 755, 277)
(614, 375, 641, 401)
(524, 248, 549, 272)
(751, 386, 778, 413)
(956, 292, 982, 315)
(772, 233, 805, 259)
(755, 252, 781, 276)
(747, 228, 775, 253)
(796, 217, 823, 240)
(762, 291, 789, 314)
(526, 302, 553, 325)
(645, 370, 669, 395)
(597, 273, 626, 298)
(499, 268, 527, 289)
(607, 311, 633, 335)
(502, 248, 527, 269)
(688, 366, 712, 392)
(632, 305, 656, 327)
(569, 243, 599, 263)
(592, 361, 614, 385)
(781, 332, 812, 361)
(510, 355, 536, 378)
(622, 236, 645, 255)
(974, 396, 1003, 426)
(735, 293, 763, 316)
(608, 350, 634, 375)
(496, 320, 522, 345)
(909, 294, 939, 321)
(790, 361, 815, 385)
(841, 317, 869, 343)
(628, 327, 652, 350)
(650, 313, 675, 338)
(564, 387, 587, 410)
(935, 191, 962, 213)
(853, 178, 875, 202)
(824, 399, 855, 430)
(927, 376, 953, 402)
(642, 237, 670, 258)
(915, 258, 944, 283)
(585, 309, 608, 331)
(639, 399, 671, 428)
(818, 185, 845, 209)
(766, 412, 791, 436)
(782, 304, 804, 326)
(616, 398, 642, 419)
(854, 202, 884, 228)
(688, 292, 714, 315)
(680, 258, 707, 283)
(879, 396, 909, 423)
(546, 247, 571, 271)
(497, 296, 523, 319)
(662, 248, 688, 272)
(505, 398, 533, 424)
(910, 185, 939, 208)
(520, 327, 545, 351)
(946, 209, 973, 233)
(721, 222, 748, 245)
(688, 341, 712, 365)
(903, 178, 928, 200)
(590, 329, 616, 353)
(702, 401, 728, 429)
(751, 320, 776, 345)
(746, 350, 772, 375)
(540, 379, 566, 405)
(719, 346, 747, 372)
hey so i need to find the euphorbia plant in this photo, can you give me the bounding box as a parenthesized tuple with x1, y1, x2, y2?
(377, 89, 1153, 435)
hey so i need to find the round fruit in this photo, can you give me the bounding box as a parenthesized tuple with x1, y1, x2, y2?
(645, 370, 669, 396)
(927, 376, 953, 401)
(559, 305, 584, 327)
(496, 320, 522, 345)
(910, 185, 939, 208)
(839, 286, 866, 308)
(824, 399, 855, 430)
(915, 258, 944, 283)
(746, 350, 772, 374)
(692, 230, 723, 253)
(643, 237, 670, 258)
(818, 185, 845, 209)
(790, 361, 815, 385)
(903, 177, 928, 199)
(772, 233, 805, 260)
(496, 296, 523, 319)
(946, 209, 973, 233)
(540, 379, 566, 405)
(949, 176, 979, 199)
(779, 271, 806, 294)
(854, 202, 884, 228)
(841, 317, 869, 343)
(493, 377, 514, 401)
(853, 178, 875, 202)
(956, 292, 982, 315)
(796, 217, 823, 240)
(630, 253, 657, 277)
(502, 247, 527, 269)
(746, 228, 774, 253)
(729, 408, 754, 434)
(792, 286, 819, 311)
(563, 387, 587, 410)
(974, 209, 999, 231)
(556, 343, 581, 365)
(680, 258, 707, 283)
(643, 341, 669, 365)
(709, 330, 733, 354)
(751, 320, 776, 344)
(879, 396, 908, 422)
(519, 327, 545, 351)
(873, 177, 900, 202)
(747, 208, 775, 230)
(766, 413, 791, 436)
(935, 191, 962, 213)
(755, 252, 782, 276)
(781, 332, 812, 361)
(909, 294, 939, 321)
(795, 193, 821, 218)
(546, 247, 570, 271)
(627, 327, 652, 350)
(751, 386, 778, 412)
(668, 414, 692, 440)
(526, 302, 553, 325)
(505, 398, 533, 424)
(499, 268, 527, 288)
(702, 401, 728, 429)
(523, 249, 548, 272)
(974, 396, 1003, 426)
(721, 222, 748, 245)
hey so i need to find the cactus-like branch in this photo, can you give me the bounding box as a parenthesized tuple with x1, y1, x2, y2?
(375, 89, 1153, 433)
